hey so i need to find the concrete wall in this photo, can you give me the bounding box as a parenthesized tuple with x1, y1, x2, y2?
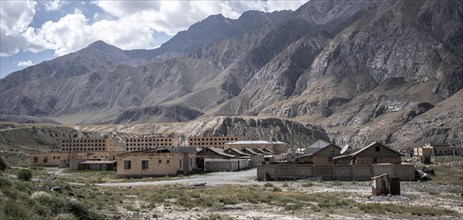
(29, 152, 68, 167)
(257, 164, 415, 181)
(372, 164, 415, 181)
(249, 155, 265, 167)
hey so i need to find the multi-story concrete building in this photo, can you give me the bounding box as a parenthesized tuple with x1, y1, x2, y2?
(125, 137, 180, 151)
(30, 137, 120, 167)
(188, 136, 243, 148)
(61, 138, 116, 152)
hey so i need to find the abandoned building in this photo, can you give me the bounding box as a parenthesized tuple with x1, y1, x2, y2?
(414, 143, 463, 156)
(61, 137, 117, 152)
(223, 140, 288, 154)
(257, 141, 414, 181)
(296, 140, 342, 165)
(116, 146, 197, 178)
(196, 147, 249, 171)
(125, 136, 180, 151)
(188, 136, 243, 148)
(334, 142, 401, 165)
(78, 160, 117, 171)
(30, 137, 123, 167)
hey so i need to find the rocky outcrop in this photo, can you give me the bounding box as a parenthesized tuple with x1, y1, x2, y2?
(113, 105, 203, 124)
(180, 116, 329, 148)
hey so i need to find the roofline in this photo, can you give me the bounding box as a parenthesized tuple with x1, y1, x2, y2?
(351, 142, 401, 157)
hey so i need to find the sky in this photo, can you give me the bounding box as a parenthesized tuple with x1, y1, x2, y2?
(0, 0, 307, 78)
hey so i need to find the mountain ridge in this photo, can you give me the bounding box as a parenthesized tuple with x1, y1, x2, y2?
(1, 0, 462, 147)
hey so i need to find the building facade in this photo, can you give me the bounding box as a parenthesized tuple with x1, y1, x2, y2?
(116, 147, 197, 178)
(30, 151, 68, 167)
(334, 142, 401, 166)
(125, 137, 180, 151)
(30, 137, 121, 167)
(188, 136, 243, 148)
(297, 142, 342, 166)
(61, 138, 117, 152)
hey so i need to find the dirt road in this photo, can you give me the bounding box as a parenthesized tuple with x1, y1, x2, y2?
(97, 168, 259, 187)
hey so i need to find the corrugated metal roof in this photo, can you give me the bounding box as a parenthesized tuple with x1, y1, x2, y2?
(225, 148, 251, 156)
(304, 140, 333, 155)
(198, 147, 236, 158)
(226, 140, 287, 145)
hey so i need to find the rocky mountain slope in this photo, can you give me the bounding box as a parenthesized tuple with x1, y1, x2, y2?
(1, 0, 462, 148)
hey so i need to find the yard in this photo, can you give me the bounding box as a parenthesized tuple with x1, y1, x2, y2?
(1, 156, 462, 219)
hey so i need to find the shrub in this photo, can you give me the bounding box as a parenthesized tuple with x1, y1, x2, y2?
(0, 157, 7, 171)
(301, 182, 313, 187)
(264, 182, 274, 187)
(53, 213, 77, 220)
(0, 177, 12, 189)
(17, 169, 32, 181)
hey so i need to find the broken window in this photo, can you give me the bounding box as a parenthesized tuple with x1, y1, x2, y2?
(375, 146, 380, 152)
(142, 160, 149, 170)
(124, 160, 131, 170)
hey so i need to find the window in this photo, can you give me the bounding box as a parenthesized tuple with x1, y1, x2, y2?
(166, 160, 170, 164)
(179, 159, 183, 169)
(330, 146, 335, 152)
(142, 160, 149, 170)
(375, 146, 380, 152)
(33, 157, 38, 163)
(43, 157, 48, 163)
(158, 160, 162, 164)
(124, 160, 131, 170)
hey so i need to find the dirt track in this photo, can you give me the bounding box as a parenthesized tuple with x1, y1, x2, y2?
(98, 168, 259, 187)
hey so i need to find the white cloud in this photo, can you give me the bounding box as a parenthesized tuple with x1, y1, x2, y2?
(0, 0, 37, 35)
(17, 60, 34, 67)
(3, 0, 308, 57)
(42, 0, 63, 11)
(0, 0, 37, 56)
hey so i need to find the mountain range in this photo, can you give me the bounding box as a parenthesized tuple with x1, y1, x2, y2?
(1, 0, 462, 148)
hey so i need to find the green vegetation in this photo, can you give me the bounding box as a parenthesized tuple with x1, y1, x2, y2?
(0, 156, 7, 171)
(136, 184, 355, 212)
(357, 203, 457, 216)
(17, 169, 32, 181)
(0, 176, 104, 220)
(200, 214, 234, 220)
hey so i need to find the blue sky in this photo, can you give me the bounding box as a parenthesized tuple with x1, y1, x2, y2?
(0, 0, 307, 78)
